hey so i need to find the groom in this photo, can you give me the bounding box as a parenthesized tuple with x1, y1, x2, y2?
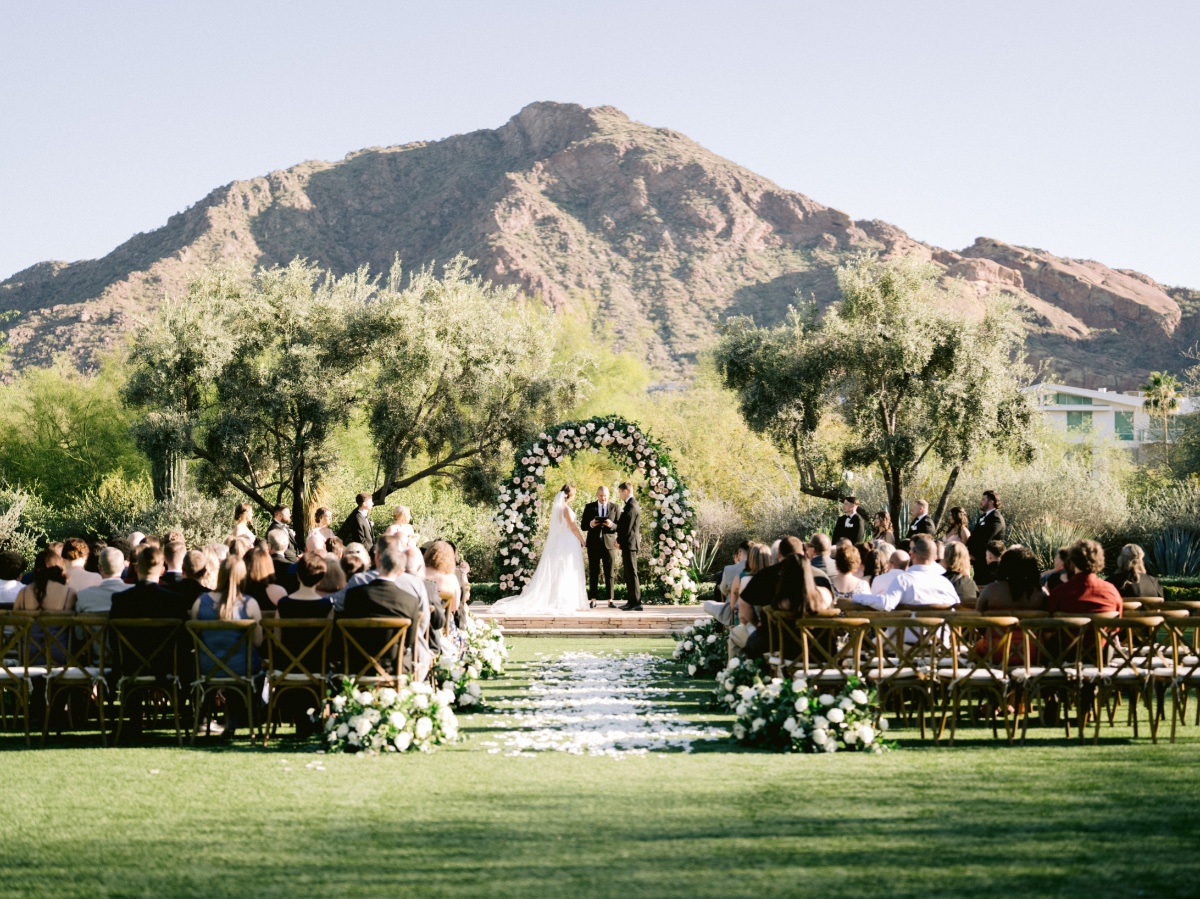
(616, 482, 642, 611)
(582, 485, 620, 609)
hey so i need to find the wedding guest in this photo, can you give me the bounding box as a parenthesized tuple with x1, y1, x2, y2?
(75, 547, 131, 613)
(869, 549, 909, 595)
(127, 532, 147, 549)
(170, 549, 214, 603)
(424, 540, 462, 617)
(446, 540, 471, 624)
(740, 539, 833, 659)
(243, 545, 287, 615)
(279, 553, 333, 618)
(1046, 540, 1123, 615)
(337, 492, 376, 547)
(337, 540, 420, 674)
(317, 552, 347, 596)
(14, 548, 77, 614)
(0, 550, 27, 606)
(391, 505, 417, 547)
(941, 542, 978, 606)
(275, 552, 333, 737)
(976, 539, 1006, 587)
(232, 502, 256, 541)
(327, 536, 345, 560)
(267, 529, 298, 593)
(266, 504, 298, 560)
(906, 500, 934, 538)
(396, 547, 446, 677)
(975, 547, 1045, 612)
(967, 490, 1006, 577)
(703, 542, 749, 626)
(342, 551, 368, 580)
(227, 535, 252, 561)
(307, 507, 336, 554)
(161, 540, 187, 588)
(61, 537, 102, 591)
(806, 534, 834, 576)
(190, 555, 263, 738)
(872, 511, 896, 547)
(1041, 547, 1071, 589)
(852, 535, 959, 611)
(206, 543, 230, 563)
(1110, 544, 1163, 598)
(831, 496, 868, 546)
(110, 545, 192, 620)
(730, 543, 772, 652)
(830, 543, 869, 603)
(942, 507, 971, 546)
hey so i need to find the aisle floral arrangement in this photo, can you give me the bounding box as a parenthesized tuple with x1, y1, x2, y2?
(322, 678, 459, 755)
(435, 614, 509, 708)
(494, 416, 698, 602)
(709, 655, 766, 710)
(672, 619, 728, 677)
(730, 671, 891, 754)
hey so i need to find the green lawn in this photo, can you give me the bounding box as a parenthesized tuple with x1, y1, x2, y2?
(2, 637, 1199, 898)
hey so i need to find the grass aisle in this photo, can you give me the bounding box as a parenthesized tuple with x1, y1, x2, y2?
(1, 636, 1198, 898)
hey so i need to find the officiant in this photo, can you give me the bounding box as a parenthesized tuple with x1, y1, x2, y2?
(582, 485, 620, 608)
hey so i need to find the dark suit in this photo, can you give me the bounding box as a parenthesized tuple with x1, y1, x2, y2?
(338, 578, 421, 674)
(581, 499, 620, 604)
(272, 555, 298, 594)
(831, 511, 868, 546)
(907, 515, 935, 539)
(337, 509, 374, 548)
(167, 578, 207, 605)
(966, 509, 1006, 579)
(109, 581, 193, 678)
(267, 519, 299, 561)
(160, 571, 184, 588)
(616, 497, 642, 607)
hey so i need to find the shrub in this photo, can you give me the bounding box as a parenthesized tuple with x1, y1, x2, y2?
(0, 486, 54, 564)
(1009, 515, 1089, 570)
(1146, 527, 1200, 577)
(672, 619, 728, 677)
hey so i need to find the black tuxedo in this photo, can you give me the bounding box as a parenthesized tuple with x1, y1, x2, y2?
(159, 571, 184, 588)
(831, 510, 868, 546)
(338, 578, 421, 674)
(581, 499, 620, 603)
(337, 509, 374, 548)
(267, 519, 299, 561)
(272, 555, 298, 594)
(966, 509, 1006, 575)
(109, 581, 193, 678)
(167, 577, 207, 604)
(616, 497, 642, 607)
(907, 515, 935, 539)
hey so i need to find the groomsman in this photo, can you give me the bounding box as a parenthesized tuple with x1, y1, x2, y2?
(967, 490, 1007, 576)
(831, 496, 868, 546)
(906, 499, 935, 539)
(616, 482, 642, 611)
(581, 485, 621, 608)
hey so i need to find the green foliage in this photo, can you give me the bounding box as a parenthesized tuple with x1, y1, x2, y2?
(1009, 515, 1090, 570)
(0, 486, 54, 564)
(715, 254, 1036, 523)
(1146, 527, 1200, 577)
(1141, 371, 1181, 466)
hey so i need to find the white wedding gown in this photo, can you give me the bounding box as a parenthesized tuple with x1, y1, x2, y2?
(491, 494, 588, 615)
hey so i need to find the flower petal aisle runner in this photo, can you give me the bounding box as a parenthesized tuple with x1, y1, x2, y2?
(485, 651, 727, 758)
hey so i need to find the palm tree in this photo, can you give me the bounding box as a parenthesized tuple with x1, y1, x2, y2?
(1142, 371, 1181, 465)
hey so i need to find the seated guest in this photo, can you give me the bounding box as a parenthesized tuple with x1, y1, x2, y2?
(15, 548, 77, 613)
(267, 529, 298, 594)
(243, 544, 287, 615)
(976, 539, 1006, 587)
(395, 547, 446, 678)
(326, 540, 385, 610)
(276, 552, 333, 735)
(0, 550, 26, 606)
(1110, 544, 1163, 599)
(829, 542, 869, 602)
(327, 536, 346, 559)
(1041, 546, 1071, 590)
(190, 555, 263, 738)
(317, 553, 347, 596)
(941, 543, 978, 606)
(730, 543, 772, 649)
(852, 535, 960, 611)
(806, 534, 834, 576)
(872, 511, 895, 547)
(740, 539, 833, 658)
(702, 542, 750, 626)
(127, 532, 147, 550)
(341, 548, 369, 581)
(1046, 540, 1123, 615)
(279, 553, 334, 620)
(976, 547, 1045, 612)
(170, 550, 214, 604)
(424, 541, 462, 618)
(62, 537, 102, 591)
(870, 549, 909, 595)
(337, 541, 421, 674)
(160, 540, 187, 588)
(75, 547, 131, 613)
(110, 545, 193, 621)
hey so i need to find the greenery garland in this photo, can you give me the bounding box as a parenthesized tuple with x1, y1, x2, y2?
(494, 415, 699, 602)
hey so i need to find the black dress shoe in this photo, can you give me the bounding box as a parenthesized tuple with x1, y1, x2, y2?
(589, 599, 595, 608)
(608, 601, 617, 609)
(620, 603, 643, 612)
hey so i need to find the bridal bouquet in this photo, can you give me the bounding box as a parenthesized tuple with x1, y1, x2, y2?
(436, 614, 509, 707)
(730, 673, 890, 754)
(673, 619, 727, 677)
(322, 678, 459, 754)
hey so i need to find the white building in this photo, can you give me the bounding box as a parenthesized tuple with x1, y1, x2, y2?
(1024, 383, 1195, 449)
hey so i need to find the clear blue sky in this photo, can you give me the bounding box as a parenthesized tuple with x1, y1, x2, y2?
(2, 2, 1197, 286)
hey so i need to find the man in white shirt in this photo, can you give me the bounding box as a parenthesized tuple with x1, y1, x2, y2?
(75, 548, 132, 614)
(854, 536, 959, 611)
(869, 549, 909, 596)
(0, 550, 26, 606)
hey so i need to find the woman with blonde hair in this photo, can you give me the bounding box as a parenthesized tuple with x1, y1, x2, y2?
(424, 540, 462, 616)
(1111, 543, 1163, 598)
(941, 542, 978, 605)
(391, 505, 417, 548)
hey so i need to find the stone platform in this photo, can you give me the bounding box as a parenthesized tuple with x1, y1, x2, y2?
(473, 604, 710, 636)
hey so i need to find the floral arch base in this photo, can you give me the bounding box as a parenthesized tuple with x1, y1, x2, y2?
(494, 416, 698, 603)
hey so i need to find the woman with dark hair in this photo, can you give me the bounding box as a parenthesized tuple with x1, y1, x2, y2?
(830, 543, 868, 601)
(872, 511, 895, 546)
(976, 547, 1045, 612)
(15, 548, 77, 664)
(243, 545, 287, 615)
(232, 502, 255, 542)
(942, 507, 971, 546)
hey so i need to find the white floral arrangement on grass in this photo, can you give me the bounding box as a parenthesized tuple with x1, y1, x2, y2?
(494, 415, 698, 602)
(672, 619, 728, 677)
(322, 678, 459, 755)
(730, 671, 890, 754)
(435, 614, 509, 708)
(709, 655, 766, 710)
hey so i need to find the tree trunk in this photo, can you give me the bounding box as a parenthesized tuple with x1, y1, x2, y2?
(291, 453, 307, 548)
(932, 464, 962, 530)
(151, 448, 186, 502)
(885, 465, 903, 531)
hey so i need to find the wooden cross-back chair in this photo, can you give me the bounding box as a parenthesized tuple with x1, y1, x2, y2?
(261, 618, 331, 744)
(1015, 617, 1094, 743)
(38, 613, 110, 745)
(763, 610, 870, 690)
(868, 616, 948, 740)
(1163, 616, 1200, 743)
(108, 618, 185, 746)
(1086, 616, 1166, 744)
(0, 614, 37, 745)
(186, 620, 261, 744)
(937, 615, 1021, 744)
(335, 618, 412, 690)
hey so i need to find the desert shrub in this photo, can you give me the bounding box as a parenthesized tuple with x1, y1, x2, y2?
(1145, 526, 1200, 577)
(746, 491, 838, 544)
(56, 471, 154, 542)
(1009, 515, 1090, 570)
(691, 496, 748, 576)
(134, 492, 231, 547)
(0, 486, 54, 564)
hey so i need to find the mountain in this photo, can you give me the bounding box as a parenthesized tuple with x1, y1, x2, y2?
(1, 101, 1192, 387)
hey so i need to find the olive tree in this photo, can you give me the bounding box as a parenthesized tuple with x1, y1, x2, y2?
(715, 254, 1036, 526)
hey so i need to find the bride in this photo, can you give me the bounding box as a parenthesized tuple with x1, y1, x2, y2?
(490, 484, 588, 615)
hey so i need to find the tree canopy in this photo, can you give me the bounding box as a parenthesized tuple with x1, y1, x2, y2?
(714, 254, 1036, 525)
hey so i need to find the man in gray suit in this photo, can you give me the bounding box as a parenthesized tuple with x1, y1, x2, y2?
(75, 547, 131, 613)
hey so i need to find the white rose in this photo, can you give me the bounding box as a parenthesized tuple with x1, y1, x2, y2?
(827, 707, 845, 724)
(839, 697, 854, 711)
(414, 694, 429, 709)
(819, 694, 836, 707)
(879, 717, 889, 732)
(859, 725, 875, 745)
(347, 731, 361, 746)
(812, 727, 828, 745)
(354, 717, 374, 736)
(792, 678, 807, 692)
(782, 717, 798, 733)
(336, 723, 349, 738)
(388, 711, 406, 729)
(683, 640, 694, 651)
(706, 634, 717, 645)
(751, 717, 765, 732)
(794, 696, 809, 713)
(416, 717, 433, 740)
(733, 724, 746, 740)
(727, 658, 740, 670)
(735, 703, 748, 716)
(814, 715, 829, 730)
(850, 689, 869, 706)
(687, 664, 697, 676)
(393, 732, 412, 751)
(332, 695, 347, 711)
(823, 740, 838, 753)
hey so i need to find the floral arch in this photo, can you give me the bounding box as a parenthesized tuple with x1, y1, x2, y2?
(494, 416, 699, 602)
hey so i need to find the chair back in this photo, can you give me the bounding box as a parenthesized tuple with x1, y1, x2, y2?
(108, 618, 184, 682)
(0, 614, 34, 677)
(185, 620, 260, 684)
(38, 613, 108, 678)
(870, 616, 947, 684)
(262, 618, 330, 686)
(765, 609, 869, 681)
(945, 615, 1021, 685)
(1020, 617, 1093, 680)
(336, 617, 411, 685)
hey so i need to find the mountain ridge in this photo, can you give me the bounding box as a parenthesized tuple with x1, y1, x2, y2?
(2, 101, 1191, 387)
